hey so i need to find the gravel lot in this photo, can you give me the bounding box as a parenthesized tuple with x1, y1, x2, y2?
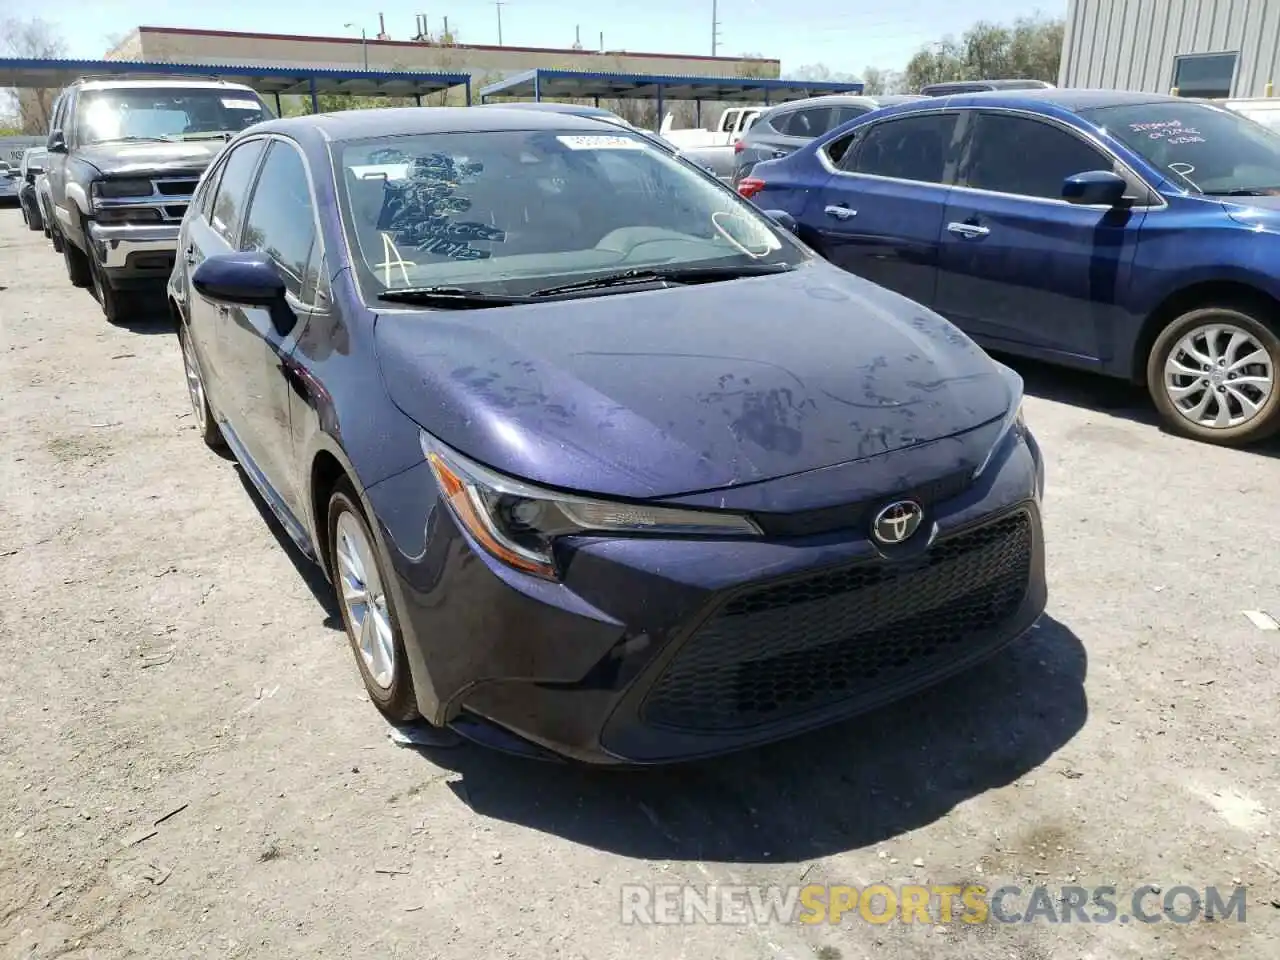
(2, 208, 1280, 960)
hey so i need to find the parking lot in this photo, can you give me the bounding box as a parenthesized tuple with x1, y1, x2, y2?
(2, 205, 1279, 958)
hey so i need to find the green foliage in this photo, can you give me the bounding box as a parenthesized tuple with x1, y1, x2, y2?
(901, 14, 1064, 93)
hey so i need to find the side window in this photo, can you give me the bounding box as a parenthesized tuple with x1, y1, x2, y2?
(825, 130, 860, 167)
(210, 138, 267, 244)
(763, 110, 792, 135)
(831, 106, 869, 129)
(193, 157, 224, 220)
(851, 113, 959, 184)
(963, 113, 1112, 200)
(240, 140, 318, 300)
(782, 107, 833, 139)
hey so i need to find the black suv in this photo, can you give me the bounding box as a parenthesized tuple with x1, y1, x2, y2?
(44, 76, 271, 322)
(731, 95, 925, 186)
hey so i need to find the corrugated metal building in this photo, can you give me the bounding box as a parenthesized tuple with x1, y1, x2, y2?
(1060, 0, 1280, 98)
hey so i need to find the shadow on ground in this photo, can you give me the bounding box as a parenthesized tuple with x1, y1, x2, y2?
(232, 466, 342, 630)
(1003, 353, 1280, 458)
(84, 288, 175, 335)
(402, 615, 1086, 864)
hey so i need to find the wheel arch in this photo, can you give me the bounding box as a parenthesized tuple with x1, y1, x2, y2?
(1131, 280, 1280, 384)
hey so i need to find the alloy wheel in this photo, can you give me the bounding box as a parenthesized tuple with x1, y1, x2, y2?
(334, 511, 396, 690)
(1162, 322, 1275, 430)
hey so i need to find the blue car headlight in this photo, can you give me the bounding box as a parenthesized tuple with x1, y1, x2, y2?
(421, 432, 762, 580)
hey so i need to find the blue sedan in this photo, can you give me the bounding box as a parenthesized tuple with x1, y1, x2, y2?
(739, 90, 1280, 446)
(167, 107, 1045, 764)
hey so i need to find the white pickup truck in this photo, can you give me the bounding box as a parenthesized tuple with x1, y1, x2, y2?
(659, 106, 763, 150)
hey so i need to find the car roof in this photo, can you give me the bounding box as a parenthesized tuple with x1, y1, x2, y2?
(477, 101, 622, 119)
(251, 106, 645, 141)
(895, 88, 1187, 113)
(761, 93, 926, 114)
(70, 77, 258, 93)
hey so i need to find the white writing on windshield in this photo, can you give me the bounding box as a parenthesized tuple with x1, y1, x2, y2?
(1128, 119, 1205, 145)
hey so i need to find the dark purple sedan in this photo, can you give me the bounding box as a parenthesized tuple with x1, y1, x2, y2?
(167, 106, 1046, 764)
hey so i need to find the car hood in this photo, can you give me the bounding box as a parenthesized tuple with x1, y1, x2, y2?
(76, 140, 226, 177)
(374, 263, 1015, 500)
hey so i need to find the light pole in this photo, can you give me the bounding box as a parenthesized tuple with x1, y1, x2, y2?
(344, 23, 369, 70)
(494, 2, 506, 46)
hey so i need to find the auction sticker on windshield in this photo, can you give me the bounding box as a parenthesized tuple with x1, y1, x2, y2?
(556, 135, 645, 150)
(222, 99, 262, 110)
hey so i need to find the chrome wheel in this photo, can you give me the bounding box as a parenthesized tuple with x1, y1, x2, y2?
(1163, 322, 1275, 430)
(334, 511, 395, 690)
(181, 333, 208, 434)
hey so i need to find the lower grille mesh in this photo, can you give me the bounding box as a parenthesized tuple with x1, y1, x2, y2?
(641, 512, 1033, 732)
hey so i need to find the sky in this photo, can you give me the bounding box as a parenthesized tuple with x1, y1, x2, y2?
(41, 0, 1066, 76)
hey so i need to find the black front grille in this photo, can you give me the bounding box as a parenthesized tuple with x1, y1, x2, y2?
(156, 179, 199, 196)
(752, 467, 974, 538)
(641, 511, 1033, 732)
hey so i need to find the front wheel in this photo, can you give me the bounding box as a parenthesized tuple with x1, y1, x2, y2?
(1147, 305, 1280, 446)
(61, 228, 91, 288)
(178, 324, 225, 450)
(89, 248, 136, 324)
(327, 481, 420, 723)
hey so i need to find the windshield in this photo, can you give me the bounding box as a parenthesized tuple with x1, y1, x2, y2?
(334, 129, 806, 299)
(1082, 100, 1280, 195)
(76, 88, 271, 145)
(1232, 104, 1280, 134)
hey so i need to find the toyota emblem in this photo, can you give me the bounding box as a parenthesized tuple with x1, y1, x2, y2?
(871, 500, 924, 545)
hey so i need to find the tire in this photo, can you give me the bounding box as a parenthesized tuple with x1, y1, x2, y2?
(1147, 304, 1280, 446)
(61, 226, 91, 288)
(23, 199, 42, 232)
(48, 214, 61, 249)
(327, 480, 420, 723)
(89, 244, 136, 324)
(177, 324, 226, 450)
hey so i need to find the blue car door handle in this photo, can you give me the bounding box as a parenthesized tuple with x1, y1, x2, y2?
(824, 205, 856, 220)
(947, 221, 990, 238)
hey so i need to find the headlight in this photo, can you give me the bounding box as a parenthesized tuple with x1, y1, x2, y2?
(421, 433, 762, 580)
(92, 178, 153, 202)
(973, 398, 1027, 479)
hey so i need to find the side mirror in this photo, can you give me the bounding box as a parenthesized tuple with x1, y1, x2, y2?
(1062, 170, 1129, 206)
(26, 164, 44, 179)
(47, 130, 67, 154)
(762, 209, 799, 234)
(192, 251, 286, 307)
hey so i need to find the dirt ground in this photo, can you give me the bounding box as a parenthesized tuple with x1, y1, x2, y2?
(2, 209, 1279, 959)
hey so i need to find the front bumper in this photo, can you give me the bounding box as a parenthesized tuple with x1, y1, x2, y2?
(87, 221, 180, 282)
(366, 424, 1047, 765)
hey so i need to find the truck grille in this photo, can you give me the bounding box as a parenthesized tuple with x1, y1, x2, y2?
(96, 176, 197, 222)
(640, 511, 1033, 732)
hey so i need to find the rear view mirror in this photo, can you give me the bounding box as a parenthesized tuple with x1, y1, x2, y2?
(1062, 170, 1128, 206)
(193, 251, 286, 307)
(47, 130, 67, 154)
(762, 209, 799, 234)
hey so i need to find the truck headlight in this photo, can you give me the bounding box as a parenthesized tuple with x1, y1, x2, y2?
(421, 433, 761, 580)
(91, 178, 153, 204)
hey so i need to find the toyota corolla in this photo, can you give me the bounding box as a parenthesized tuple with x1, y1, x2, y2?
(168, 107, 1047, 764)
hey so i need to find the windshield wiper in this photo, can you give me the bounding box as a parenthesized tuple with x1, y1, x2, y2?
(530, 262, 793, 298)
(376, 286, 531, 308)
(93, 135, 176, 144)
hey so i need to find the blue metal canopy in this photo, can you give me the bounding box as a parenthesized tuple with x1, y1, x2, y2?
(479, 68, 863, 104)
(0, 57, 472, 108)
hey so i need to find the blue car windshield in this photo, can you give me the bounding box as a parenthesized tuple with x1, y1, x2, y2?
(334, 129, 805, 297)
(1082, 100, 1280, 195)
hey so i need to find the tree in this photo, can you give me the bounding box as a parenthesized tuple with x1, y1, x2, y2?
(901, 14, 1063, 93)
(860, 66, 902, 96)
(1, 18, 68, 134)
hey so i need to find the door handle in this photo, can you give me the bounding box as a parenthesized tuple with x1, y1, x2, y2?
(824, 205, 856, 220)
(947, 221, 990, 238)
(771, 150, 787, 159)
(183, 244, 196, 264)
